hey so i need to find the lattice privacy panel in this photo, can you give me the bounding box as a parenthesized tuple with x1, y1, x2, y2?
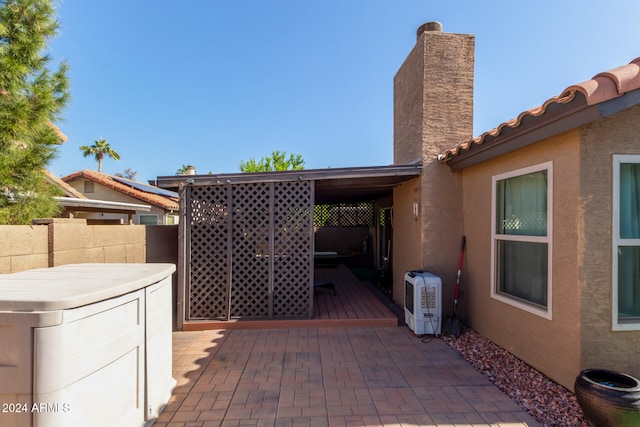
(185, 180, 313, 321)
(273, 181, 312, 318)
(230, 183, 271, 318)
(187, 185, 230, 320)
(314, 202, 374, 227)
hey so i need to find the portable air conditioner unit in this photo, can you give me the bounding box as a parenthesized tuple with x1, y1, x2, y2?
(404, 271, 442, 336)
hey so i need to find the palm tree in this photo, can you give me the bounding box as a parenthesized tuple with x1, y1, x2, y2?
(79, 138, 120, 172)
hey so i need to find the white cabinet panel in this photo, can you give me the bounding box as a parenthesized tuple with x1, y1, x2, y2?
(0, 263, 175, 427)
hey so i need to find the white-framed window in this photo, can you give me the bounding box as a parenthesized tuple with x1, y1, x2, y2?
(139, 214, 158, 225)
(612, 155, 640, 331)
(491, 161, 553, 319)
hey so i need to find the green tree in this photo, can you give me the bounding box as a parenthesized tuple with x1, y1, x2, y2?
(176, 164, 190, 175)
(239, 150, 305, 172)
(115, 168, 137, 180)
(0, 0, 70, 224)
(79, 138, 120, 173)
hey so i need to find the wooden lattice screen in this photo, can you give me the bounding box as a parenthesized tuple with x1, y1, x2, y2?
(185, 180, 313, 320)
(314, 202, 375, 227)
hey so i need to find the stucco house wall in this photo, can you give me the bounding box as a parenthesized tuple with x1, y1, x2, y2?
(461, 130, 582, 389)
(392, 20, 640, 390)
(579, 105, 640, 380)
(392, 177, 423, 303)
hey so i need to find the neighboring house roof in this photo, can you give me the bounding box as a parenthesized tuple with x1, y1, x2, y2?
(62, 170, 179, 211)
(49, 122, 68, 143)
(439, 57, 640, 170)
(44, 170, 151, 217)
(43, 169, 87, 199)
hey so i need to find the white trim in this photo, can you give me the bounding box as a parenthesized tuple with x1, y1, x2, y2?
(55, 197, 151, 211)
(612, 155, 640, 331)
(490, 161, 553, 319)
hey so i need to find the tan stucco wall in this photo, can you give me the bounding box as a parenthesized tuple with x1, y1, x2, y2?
(461, 130, 582, 389)
(579, 105, 640, 380)
(392, 178, 423, 304)
(419, 163, 465, 314)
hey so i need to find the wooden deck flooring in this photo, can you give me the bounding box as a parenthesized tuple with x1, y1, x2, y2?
(183, 264, 399, 330)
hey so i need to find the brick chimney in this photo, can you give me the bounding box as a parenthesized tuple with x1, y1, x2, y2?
(394, 21, 475, 163)
(392, 22, 475, 307)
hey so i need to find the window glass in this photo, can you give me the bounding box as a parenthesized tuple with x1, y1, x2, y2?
(139, 215, 158, 225)
(496, 170, 547, 236)
(616, 161, 640, 325)
(497, 240, 548, 307)
(618, 246, 640, 321)
(619, 163, 640, 239)
(492, 164, 551, 315)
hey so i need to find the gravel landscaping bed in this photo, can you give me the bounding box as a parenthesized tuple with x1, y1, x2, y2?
(440, 327, 589, 427)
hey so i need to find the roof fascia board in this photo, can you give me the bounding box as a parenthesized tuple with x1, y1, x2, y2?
(445, 91, 640, 172)
(597, 87, 640, 118)
(55, 197, 151, 212)
(155, 165, 422, 188)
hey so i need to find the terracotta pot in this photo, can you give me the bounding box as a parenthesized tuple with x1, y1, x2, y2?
(574, 369, 640, 427)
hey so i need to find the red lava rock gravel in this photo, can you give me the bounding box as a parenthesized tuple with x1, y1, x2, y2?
(440, 327, 589, 427)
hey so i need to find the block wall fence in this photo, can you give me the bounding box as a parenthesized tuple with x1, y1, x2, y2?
(0, 218, 178, 274)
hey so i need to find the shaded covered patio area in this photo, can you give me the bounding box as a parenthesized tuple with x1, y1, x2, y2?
(155, 164, 421, 330)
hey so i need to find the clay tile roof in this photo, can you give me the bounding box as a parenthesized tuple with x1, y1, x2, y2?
(43, 169, 87, 199)
(439, 57, 640, 163)
(62, 170, 179, 211)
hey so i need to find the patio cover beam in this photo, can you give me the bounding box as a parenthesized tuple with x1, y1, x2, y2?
(154, 164, 422, 204)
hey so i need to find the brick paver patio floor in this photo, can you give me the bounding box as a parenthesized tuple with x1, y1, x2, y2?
(155, 326, 542, 427)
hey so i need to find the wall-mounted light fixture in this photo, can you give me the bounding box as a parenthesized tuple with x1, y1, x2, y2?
(413, 200, 419, 220)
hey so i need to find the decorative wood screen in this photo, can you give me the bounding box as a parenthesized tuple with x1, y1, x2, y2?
(314, 202, 375, 227)
(185, 181, 313, 320)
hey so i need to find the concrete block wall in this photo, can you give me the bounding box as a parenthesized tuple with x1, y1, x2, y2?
(0, 219, 148, 273)
(0, 225, 49, 273)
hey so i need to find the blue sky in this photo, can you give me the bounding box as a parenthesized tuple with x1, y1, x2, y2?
(47, 0, 640, 182)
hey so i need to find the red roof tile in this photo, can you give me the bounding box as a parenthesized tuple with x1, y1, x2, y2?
(62, 170, 179, 211)
(43, 169, 87, 199)
(439, 57, 640, 162)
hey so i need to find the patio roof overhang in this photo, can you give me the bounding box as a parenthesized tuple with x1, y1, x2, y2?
(154, 164, 422, 204)
(55, 197, 151, 214)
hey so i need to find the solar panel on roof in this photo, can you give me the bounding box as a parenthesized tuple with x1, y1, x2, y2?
(112, 177, 178, 198)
